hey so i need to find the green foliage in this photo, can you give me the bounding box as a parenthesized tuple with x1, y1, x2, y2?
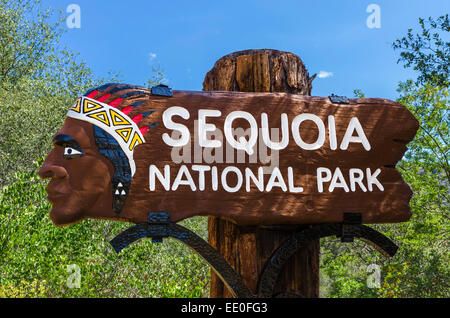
(386, 80, 449, 298)
(393, 14, 449, 87)
(320, 241, 379, 298)
(353, 89, 366, 98)
(0, 0, 117, 186)
(398, 81, 449, 213)
(0, 0, 101, 95)
(321, 15, 449, 298)
(381, 16, 449, 297)
(0, 161, 209, 297)
(0, 0, 62, 85)
(147, 63, 168, 88)
(0, 79, 68, 185)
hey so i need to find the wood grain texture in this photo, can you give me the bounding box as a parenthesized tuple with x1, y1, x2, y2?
(204, 49, 319, 298)
(203, 49, 315, 95)
(118, 90, 419, 226)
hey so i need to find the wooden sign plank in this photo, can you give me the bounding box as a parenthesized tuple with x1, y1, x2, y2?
(116, 90, 419, 226)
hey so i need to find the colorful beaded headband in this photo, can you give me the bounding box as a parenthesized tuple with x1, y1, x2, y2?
(67, 96, 145, 176)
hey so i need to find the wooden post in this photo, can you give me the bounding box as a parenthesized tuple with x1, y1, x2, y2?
(203, 49, 320, 298)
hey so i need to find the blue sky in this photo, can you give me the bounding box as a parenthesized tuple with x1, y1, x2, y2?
(44, 0, 448, 100)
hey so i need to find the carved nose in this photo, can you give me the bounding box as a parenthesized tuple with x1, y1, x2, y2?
(38, 160, 68, 180)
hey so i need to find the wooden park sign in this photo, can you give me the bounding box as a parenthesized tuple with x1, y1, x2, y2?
(39, 86, 418, 226)
(38, 50, 419, 298)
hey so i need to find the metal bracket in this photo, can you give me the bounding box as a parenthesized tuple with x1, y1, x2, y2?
(339, 212, 362, 242)
(110, 212, 254, 298)
(151, 84, 173, 97)
(257, 220, 398, 297)
(329, 94, 350, 104)
(109, 212, 399, 298)
(146, 212, 170, 243)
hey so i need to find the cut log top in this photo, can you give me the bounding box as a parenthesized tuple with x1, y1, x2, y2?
(203, 49, 315, 95)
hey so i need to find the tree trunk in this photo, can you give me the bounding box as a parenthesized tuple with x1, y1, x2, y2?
(203, 49, 320, 298)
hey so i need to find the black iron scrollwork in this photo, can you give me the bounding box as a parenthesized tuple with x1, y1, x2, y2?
(110, 212, 398, 298)
(110, 212, 253, 298)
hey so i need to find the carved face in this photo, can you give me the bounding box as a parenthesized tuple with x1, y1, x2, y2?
(38, 117, 115, 226)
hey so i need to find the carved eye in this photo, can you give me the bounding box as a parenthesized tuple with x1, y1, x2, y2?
(63, 147, 83, 159)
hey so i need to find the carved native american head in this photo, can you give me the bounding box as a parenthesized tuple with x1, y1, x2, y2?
(39, 83, 159, 226)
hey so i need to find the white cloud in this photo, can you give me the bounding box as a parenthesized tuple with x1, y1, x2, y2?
(318, 71, 333, 79)
(148, 52, 157, 62)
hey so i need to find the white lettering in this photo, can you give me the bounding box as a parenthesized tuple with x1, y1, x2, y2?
(245, 167, 264, 192)
(292, 114, 326, 150)
(317, 167, 332, 192)
(198, 110, 222, 148)
(261, 113, 289, 150)
(349, 168, 367, 192)
(266, 167, 287, 192)
(288, 167, 304, 193)
(192, 165, 211, 191)
(149, 165, 170, 191)
(340, 117, 371, 151)
(221, 166, 243, 193)
(328, 115, 337, 150)
(329, 167, 350, 192)
(366, 168, 384, 191)
(172, 165, 196, 191)
(162, 106, 190, 147)
(224, 111, 258, 155)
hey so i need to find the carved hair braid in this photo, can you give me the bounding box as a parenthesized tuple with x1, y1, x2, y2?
(81, 83, 159, 214)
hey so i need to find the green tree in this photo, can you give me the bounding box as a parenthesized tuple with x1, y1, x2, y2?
(0, 0, 116, 185)
(321, 15, 449, 298)
(388, 16, 449, 294)
(0, 161, 209, 297)
(0, 0, 61, 84)
(393, 14, 449, 87)
(0, 0, 101, 94)
(147, 63, 168, 88)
